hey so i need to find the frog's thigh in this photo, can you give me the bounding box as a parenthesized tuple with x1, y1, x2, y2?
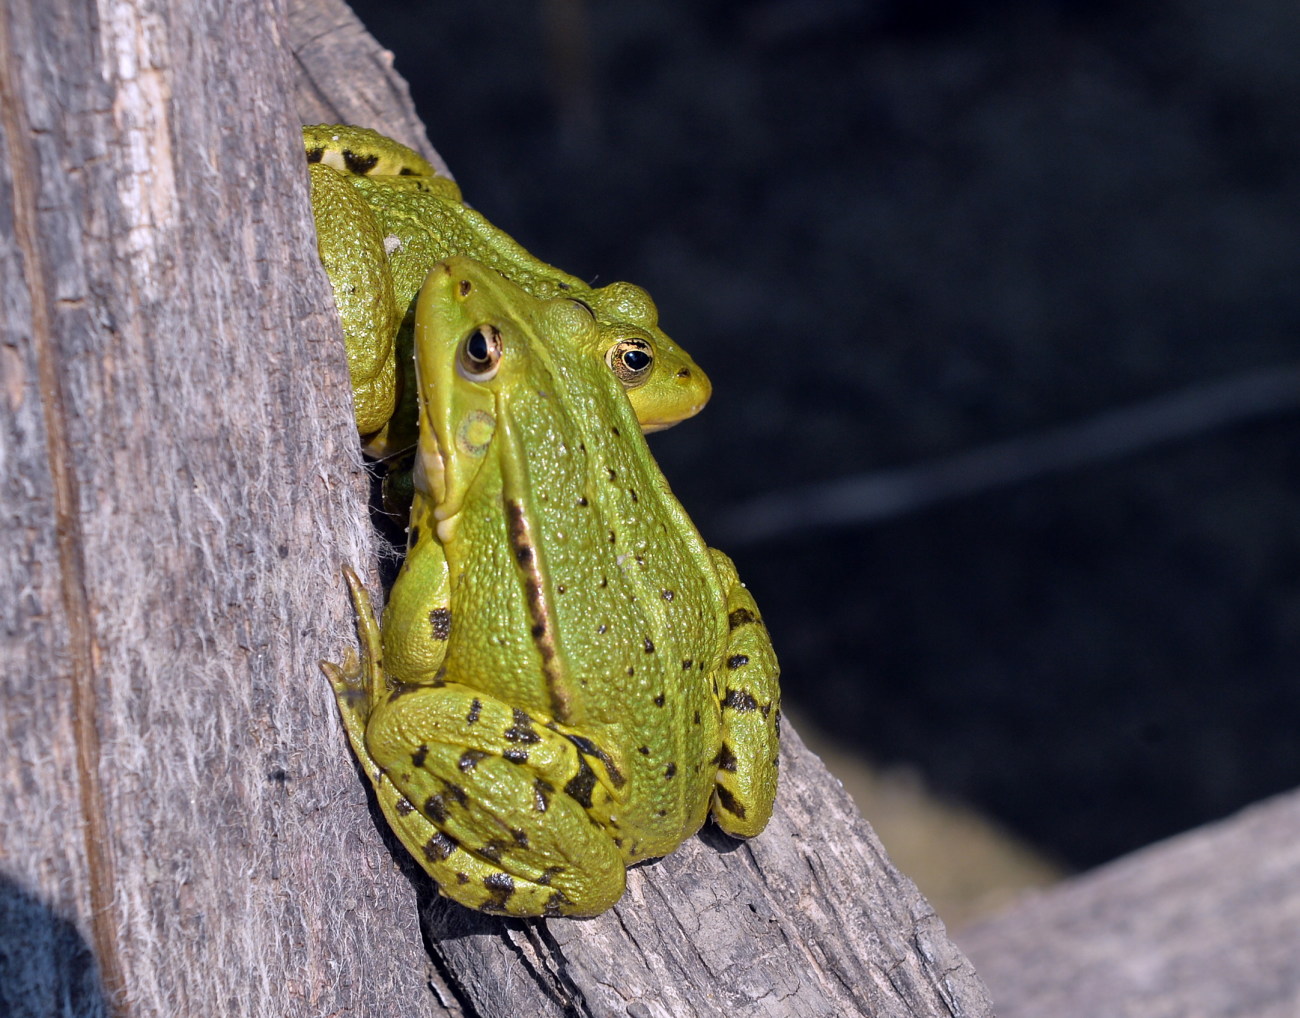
(708, 548, 781, 839)
(367, 685, 627, 917)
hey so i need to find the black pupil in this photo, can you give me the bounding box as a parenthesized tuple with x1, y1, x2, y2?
(622, 348, 651, 372)
(467, 329, 490, 364)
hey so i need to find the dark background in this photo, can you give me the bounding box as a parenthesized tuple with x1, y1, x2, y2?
(344, 0, 1300, 872)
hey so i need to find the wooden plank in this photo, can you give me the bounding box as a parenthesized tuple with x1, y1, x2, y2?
(0, 0, 994, 1014)
(0, 0, 438, 1014)
(959, 789, 1300, 1018)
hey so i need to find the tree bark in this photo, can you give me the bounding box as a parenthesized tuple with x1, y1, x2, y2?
(0, 1, 437, 1015)
(958, 788, 1300, 1018)
(0, 1, 993, 1015)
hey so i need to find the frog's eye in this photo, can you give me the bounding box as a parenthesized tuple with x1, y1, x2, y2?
(458, 325, 503, 381)
(605, 338, 654, 388)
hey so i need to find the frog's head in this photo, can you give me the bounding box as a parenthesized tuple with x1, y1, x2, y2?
(412, 257, 604, 542)
(583, 281, 712, 433)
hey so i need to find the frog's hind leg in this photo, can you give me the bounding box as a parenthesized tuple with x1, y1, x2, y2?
(707, 548, 781, 839)
(365, 687, 629, 917)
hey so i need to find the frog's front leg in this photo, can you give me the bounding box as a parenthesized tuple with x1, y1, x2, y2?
(707, 548, 781, 839)
(322, 573, 628, 917)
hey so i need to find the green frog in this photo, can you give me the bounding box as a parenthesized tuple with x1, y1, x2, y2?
(305, 125, 711, 456)
(321, 257, 780, 916)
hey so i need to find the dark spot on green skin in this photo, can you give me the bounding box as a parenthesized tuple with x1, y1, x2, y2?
(665, 763, 677, 779)
(505, 709, 542, 743)
(531, 623, 545, 638)
(479, 839, 510, 862)
(676, 367, 691, 378)
(557, 585, 566, 594)
(597, 623, 607, 634)
(761, 702, 773, 719)
(654, 694, 665, 707)
(423, 795, 448, 822)
(423, 832, 457, 861)
(576, 496, 589, 507)
(681, 659, 693, 670)
(612, 426, 620, 436)
(715, 744, 738, 772)
(533, 778, 553, 812)
(644, 638, 655, 653)
(627, 666, 635, 677)
(775, 709, 782, 733)
(694, 711, 701, 725)
(515, 543, 534, 564)
(563, 732, 626, 787)
(607, 467, 617, 480)
(341, 149, 380, 175)
(662, 589, 675, 600)
(609, 531, 617, 544)
(387, 680, 422, 703)
(629, 488, 638, 502)
(398, 165, 416, 175)
(639, 746, 650, 755)
(467, 699, 482, 724)
(456, 872, 470, 884)
(395, 797, 415, 815)
(504, 748, 529, 764)
(715, 786, 747, 820)
(539, 866, 564, 887)
(446, 784, 469, 806)
(408, 525, 421, 549)
(727, 654, 750, 670)
(482, 872, 515, 910)
(305, 146, 324, 163)
(510, 828, 530, 848)
(564, 756, 598, 809)
(429, 607, 451, 640)
(412, 745, 428, 768)
(458, 278, 472, 297)
(724, 689, 759, 713)
(458, 750, 487, 772)
(728, 608, 758, 630)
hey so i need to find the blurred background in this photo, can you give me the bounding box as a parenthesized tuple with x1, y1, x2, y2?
(344, 0, 1300, 927)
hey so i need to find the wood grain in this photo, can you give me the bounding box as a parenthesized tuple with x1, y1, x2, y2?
(0, 1, 993, 1015)
(0, 0, 436, 1014)
(959, 789, 1300, 1018)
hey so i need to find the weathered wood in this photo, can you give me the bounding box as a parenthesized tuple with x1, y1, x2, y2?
(1, 0, 993, 1015)
(285, 0, 450, 176)
(958, 788, 1300, 1018)
(282, 4, 992, 1017)
(0, 1, 438, 1015)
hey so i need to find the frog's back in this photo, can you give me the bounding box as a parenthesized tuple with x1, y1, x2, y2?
(443, 301, 727, 858)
